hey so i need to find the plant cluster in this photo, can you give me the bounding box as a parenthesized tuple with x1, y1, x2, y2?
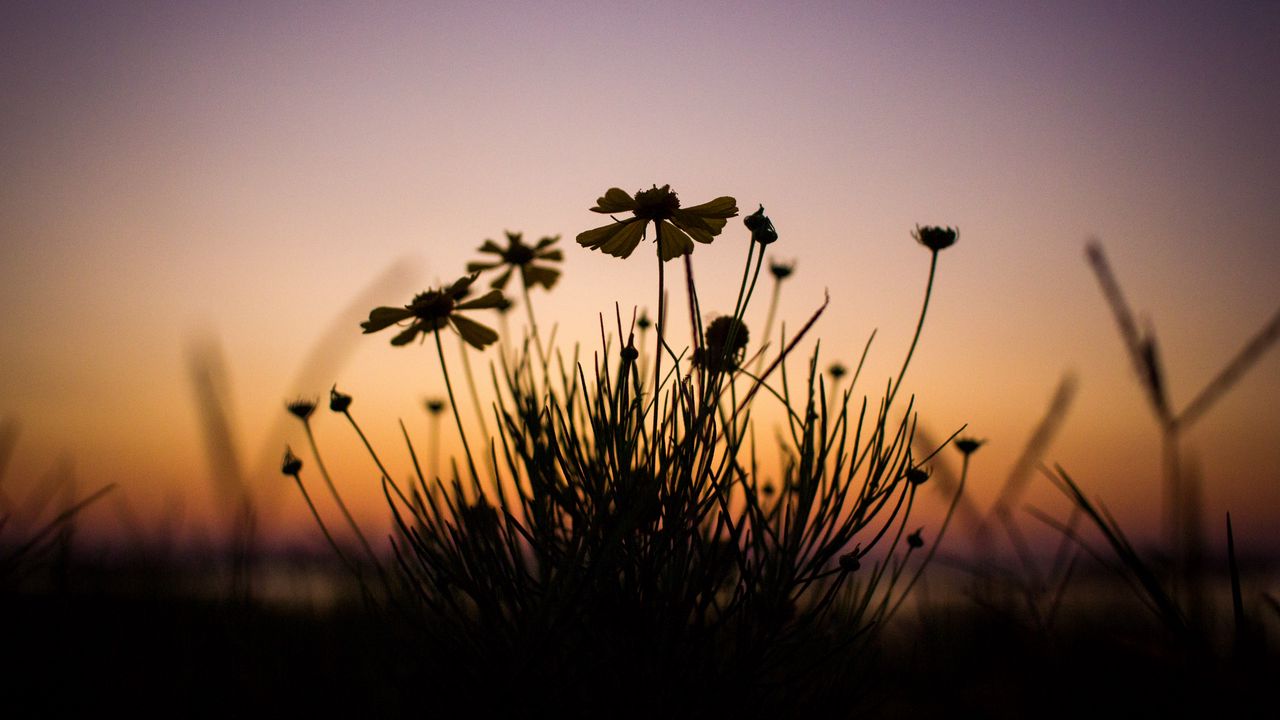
(283, 186, 967, 711)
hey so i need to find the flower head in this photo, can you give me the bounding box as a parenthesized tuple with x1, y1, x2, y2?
(912, 225, 958, 252)
(743, 204, 778, 245)
(906, 466, 930, 486)
(425, 398, 446, 415)
(466, 231, 563, 291)
(907, 529, 925, 549)
(329, 385, 352, 413)
(286, 397, 317, 422)
(827, 362, 847, 380)
(577, 185, 738, 262)
(769, 259, 795, 281)
(693, 316, 750, 372)
(954, 437, 986, 456)
(281, 446, 303, 476)
(361, 273, 505, 350)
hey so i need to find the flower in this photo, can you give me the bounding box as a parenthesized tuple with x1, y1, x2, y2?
(912, 225, 958, 252)
(425, 398, 446, 415)
(743, 204, 777, 245)
(769, 259, 795, 281)
(906, 467, 930, 486)
(286, 397, 317, 421)
(954, 437, 986, 456)
(692, 316, 749, 372)
(281, 446, 303, 476)
(827, 362, 847, 380)
(361, 273, 506, 350)
(576, 185, 738, 262)
(466, 231, 563, 291)
(907, 529, 924, 549)
(329, 385, 352, 413)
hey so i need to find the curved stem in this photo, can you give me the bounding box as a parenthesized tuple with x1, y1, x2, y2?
(291, 472, 359, 578)
(520, 275, 550, 382)
(302, 419, 380, 568)
(887, 250, 939, 411)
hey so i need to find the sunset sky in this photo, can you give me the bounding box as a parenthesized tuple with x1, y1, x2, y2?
(3, 1, 1277, 556)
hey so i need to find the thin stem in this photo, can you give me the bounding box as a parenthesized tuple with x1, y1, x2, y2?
(435, 329, 482, 485)
(520, 275, 551, 384)
(887, 250, 938, 411)
(291, 472, 358, 578)
(457, 337, 492, 442)
(342, 410, 410, 509)
(653, 247, 666, 467)
(302, 419, 380, 568)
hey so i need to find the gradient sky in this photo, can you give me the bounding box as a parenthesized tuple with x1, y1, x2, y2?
(2, 1, 1277, 556)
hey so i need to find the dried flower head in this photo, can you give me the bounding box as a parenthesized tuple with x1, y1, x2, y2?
(466, 231, 563, 291)
(637, 312, 652, 331)
(743, 204, 778, 245)
(425, 398, 446, 415)
(281, 446, 303, 476)
(577, 185, 738, 262)
(954, 437, 986, 456)
(769, 259, 795, 281)
(912, 225, 958, 252)
(286, 397, 317, 422)
(361, 273, 506, 350)
(828, 362, 847, 380)
(907, 529, 925, 549)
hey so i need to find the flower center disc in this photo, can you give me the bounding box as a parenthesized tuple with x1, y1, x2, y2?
(633, 185, 681, 221)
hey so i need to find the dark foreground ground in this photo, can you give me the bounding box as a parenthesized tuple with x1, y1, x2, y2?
(4, 560, 1277, 719)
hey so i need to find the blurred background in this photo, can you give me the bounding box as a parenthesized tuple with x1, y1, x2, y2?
(2, 0, 1277, 559)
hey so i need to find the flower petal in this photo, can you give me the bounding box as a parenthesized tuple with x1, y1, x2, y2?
(447, 274, 479, 299)
(466, 260, 502, 273)
(362, 306, 415, 333)
(578, 218, 645, 258)
(591, 187, 638, 214)
(390, 323, 422, 346)
(535, 248, 563, 262)
(450, 314, 499, 349)
(657, 220, 694, 261)
(478, 239, 504, 254)
(680, 196, 738, 219)
(672, 211, 728, 243)
(489, 266, 514, 290)
(521, 264, 560, 290)
(456, 289, 508, 310)
(600, 218, 648, 258)
(534, 234, 560, 249)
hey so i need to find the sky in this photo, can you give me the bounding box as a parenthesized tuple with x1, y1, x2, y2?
(2, 1, 1277, 558)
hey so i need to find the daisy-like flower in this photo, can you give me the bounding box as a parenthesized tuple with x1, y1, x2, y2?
(577, 185, 738, 262)
(466, 231, 563, 291)
(361, 274, 506, 350)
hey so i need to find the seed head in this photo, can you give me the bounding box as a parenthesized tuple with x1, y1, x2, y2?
(425, 398, 446, 415)
(955, 437, 986, 456)
(769, 259, 795, 281)
(912, 225, 958, 252)
(907, 529, 924, 549)
(828, 362, 847, 380)
(286, 397, 317, 422)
